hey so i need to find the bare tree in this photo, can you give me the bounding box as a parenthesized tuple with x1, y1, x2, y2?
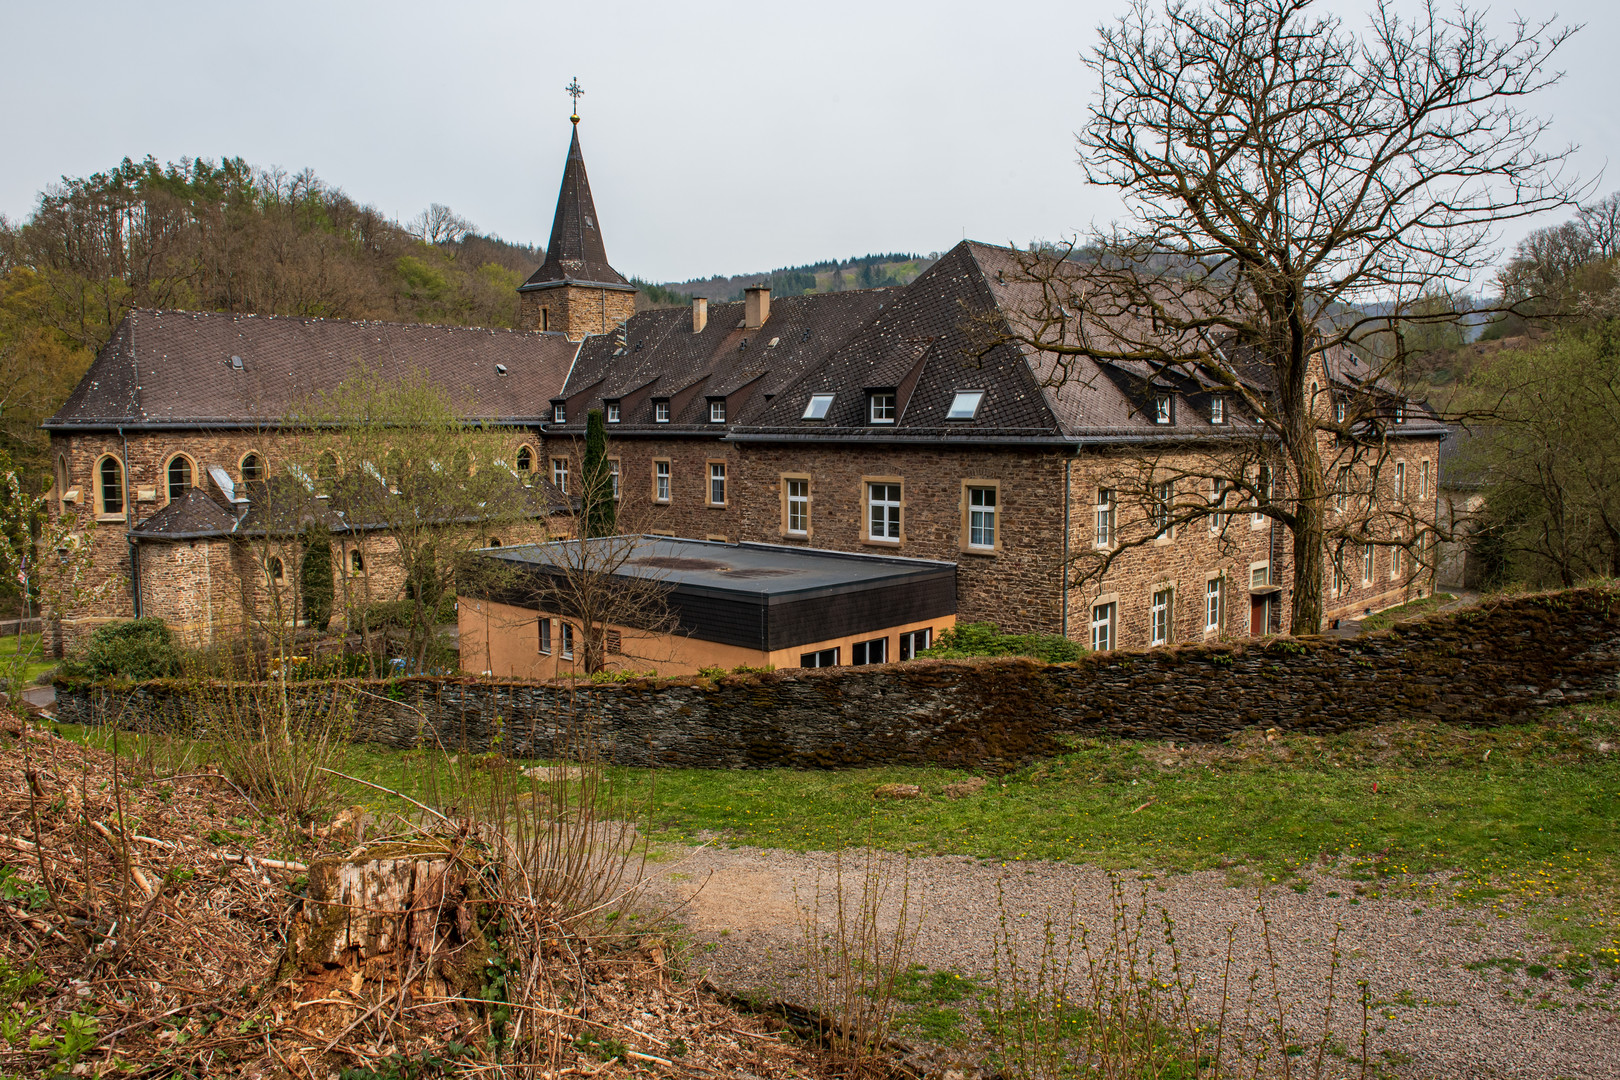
(994, 0, 1583, 633)
(408, 203, 475, 247)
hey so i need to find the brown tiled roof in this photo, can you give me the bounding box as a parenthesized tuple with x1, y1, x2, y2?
(45, 310, 581, 431)
(520, 125, 635, 294)
(550, 289, 894, 433)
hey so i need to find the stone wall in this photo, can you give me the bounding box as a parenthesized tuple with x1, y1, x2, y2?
(53, 588, 1620, 772)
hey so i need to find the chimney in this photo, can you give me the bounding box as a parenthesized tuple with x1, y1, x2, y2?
(692, 296, 708, 334)
(745, 286, 771, 330)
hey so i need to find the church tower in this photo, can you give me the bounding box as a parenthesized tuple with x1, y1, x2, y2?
(518, 105, 638, 340)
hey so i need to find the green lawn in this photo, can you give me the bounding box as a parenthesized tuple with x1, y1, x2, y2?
(0, 633, 55, 687)
(1360, 592, 1456, 630)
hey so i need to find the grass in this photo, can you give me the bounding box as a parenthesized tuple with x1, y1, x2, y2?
(0, 632, 56, 687)
(1359, 592, 1456, 630)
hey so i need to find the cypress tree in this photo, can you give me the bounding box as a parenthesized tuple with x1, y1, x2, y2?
(299, 526, 334, 631)
(582, 408, 616, 538)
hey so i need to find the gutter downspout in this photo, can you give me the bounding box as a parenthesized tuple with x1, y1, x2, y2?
(1061, 452, 1072, 639)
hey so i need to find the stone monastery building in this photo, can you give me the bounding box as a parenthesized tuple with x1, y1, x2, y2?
(43, 117, 1445, 659)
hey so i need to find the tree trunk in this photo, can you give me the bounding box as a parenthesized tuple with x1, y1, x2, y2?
(1288, 437, 1327, 636)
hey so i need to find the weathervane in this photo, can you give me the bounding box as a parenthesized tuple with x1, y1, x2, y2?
(566, 77, 583, 124)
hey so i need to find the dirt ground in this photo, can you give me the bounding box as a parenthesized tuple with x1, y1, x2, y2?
(655, 844, 1620, 1080)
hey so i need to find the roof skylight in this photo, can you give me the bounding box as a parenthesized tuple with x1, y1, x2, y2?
(802, 393, 835, 420)
(946, 390, 984, 420)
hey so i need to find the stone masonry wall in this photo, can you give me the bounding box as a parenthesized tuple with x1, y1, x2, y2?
(518, 287, 636, 341)
(53, 588, 1620, 773)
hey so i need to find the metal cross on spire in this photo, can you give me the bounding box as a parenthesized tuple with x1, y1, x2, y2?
(566, 77, 583, 123)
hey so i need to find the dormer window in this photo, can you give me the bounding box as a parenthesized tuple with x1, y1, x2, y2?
(654, 400, 671, 423)
(1335, 401, 1346, 424)
(709, 399, 726, 423)
(1394, 403, 1405, 424)
(1209, 395, 1226, 424)
(869, 391, 897, 424)
(606, 402, 621, 423)
(552, 402, 566, 424)
(802, 393, 834, 420)
(1154, 394, 1172, 424)
(946, 390, 984, 421)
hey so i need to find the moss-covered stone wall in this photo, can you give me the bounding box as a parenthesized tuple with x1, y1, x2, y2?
(52, 589, 1620, 772)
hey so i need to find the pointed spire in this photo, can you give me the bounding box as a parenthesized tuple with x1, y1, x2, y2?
(520, 121, 634, 293)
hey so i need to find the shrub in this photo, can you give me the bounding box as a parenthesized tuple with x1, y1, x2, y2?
(300, 529, 334, 632)
(72, 618, 182, 681)
(919, 622, 1084, 664)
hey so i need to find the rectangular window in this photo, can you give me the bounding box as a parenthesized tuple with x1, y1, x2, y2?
(786, 478, 810, 535)
(868, 482, 901, 541)
(538, 618, 552, 655)
(851, 637, 888, 665)
(1363, 542, 1375, 582)
(1395, 461, 1407, 501)
(1210, 395, 1225, 424)
(1154, 480, 1173, 537)
(967, 486, 997, 549)
(1095, 488, 1114, 547)
(1332, 559, 1345, 597)
(654, 460, 670, 502)
(1154, 394, 1172, 424)
(1394, 403, 1406, 424)
(560, 622, 575, 660)
(708, 462, 727, 505)
(1091, 602, 1115, 652)
(1335, 467, 1350, 512)
(608, 458, 620, 498)
(1253, 465, 1272, 524)
(803, 393, 834, 420)
(1150, 588, 1173, 646)
(947, 390, 984, 420)
(654, 400, 670, 423)
(1251, 564, 1270, 589)
(898, 628, 932, 660)
(552, 402, 566, 423)
(1421, 460, 1431, 500)
(606, 629, 622, 655)
(606, 402, 621, 423)
(709, 399, 726, 423)
(1392, 542, 1405, 579)
(1205, 578, 1223, 632)
(800, 647, 839, 668)
(1210, 479, 1228, 531)
(870, 392, 897, 423)
(552, 457, 569, 491)
(1335, 401, 1347, 424)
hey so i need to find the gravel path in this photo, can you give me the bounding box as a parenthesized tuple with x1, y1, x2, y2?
(651, 845, 1618, 1079)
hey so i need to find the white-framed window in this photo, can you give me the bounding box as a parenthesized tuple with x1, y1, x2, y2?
(1392, 542, 1405, 579)
(654, 400, 671, 423)
(606, 402, 621, 423)
(1395, 461, 1407, 501)
(870, 392, 897, 423)
(1253, 465, 1272, 524)
(967, 486, 997, 549)
(1394, 403, 1406, 424)
(552, 402, 566, 423)
(552, 457, 569, 491)
(1335, 401, 1347, 424)
(786, 478, 809, 535)
(1420, 460, 1431, 501)
(96, 455, 125, 518)
(708, 462, 727, 506)
(800, 647, 839, 668)
(1251, 563, 1270, 589)
(1095, 488, 1114, 547)
(1154, 394, 1172, 424)
(1209, 479, 1228, 531)
(947, 390, 984, 420)
(608, 458, 620, 498)
(709, 399, 726, 423)
(1150, 588, 1173, 646)
(1332, 558, 1346, 597)
(803, 393, 834, 420)
(1210, 395, 1226, 424)
(1091, 602, 1115, 652)
(868, 482, 901, 541)
(1335, 466, 1349, 512)
(898, 628, 932, 660)
(654, 460, 670, 502)
(560, 622, 576, 660)
(538, 618, 552, 655)
(1154, 480, 1174, 538)
(851, 637, 888, 665)
(165, 455, 193, 502)
(1363, 542, 1375, 582)
(1205, 578, 1223, 632)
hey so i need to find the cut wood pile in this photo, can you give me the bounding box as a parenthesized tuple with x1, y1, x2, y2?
(0, 711, 854, 1080)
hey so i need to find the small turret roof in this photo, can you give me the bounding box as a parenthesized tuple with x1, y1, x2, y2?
(521, 124, 635, 294)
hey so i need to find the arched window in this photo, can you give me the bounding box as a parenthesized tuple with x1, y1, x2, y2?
(349, 548, 365, 574)
(240, 452, 265, 482)
(316, 452, 339, 495)
(97, 456, 124, 517)
(269, 556, 285, 583)
(488, 537, 503, 548)
(166, 455, 194, 502)
(516, 446, 533, 473)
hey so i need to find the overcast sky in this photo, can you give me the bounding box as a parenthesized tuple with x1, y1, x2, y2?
(2, 0, 1614, 284)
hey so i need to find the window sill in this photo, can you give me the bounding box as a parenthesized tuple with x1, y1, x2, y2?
(780, 531, 811, 542)
(861, 538, 902, 548)
(707, 503, 728, 510)
(960, 545, 998, 556)
(95, 514, 126, 524)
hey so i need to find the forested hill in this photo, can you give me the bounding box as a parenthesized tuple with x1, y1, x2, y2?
(645, 253, 937, 306)
(0, 155, 545, 470)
